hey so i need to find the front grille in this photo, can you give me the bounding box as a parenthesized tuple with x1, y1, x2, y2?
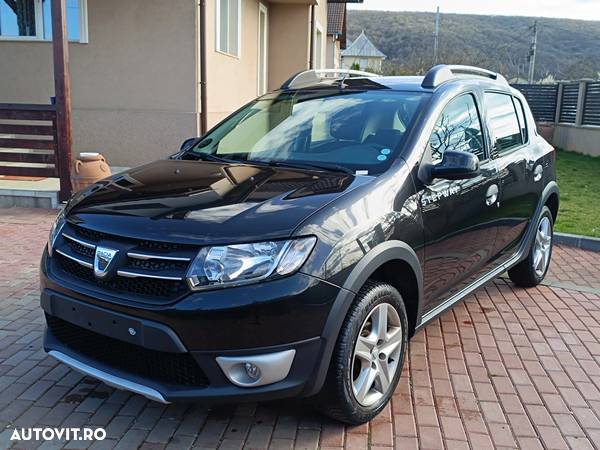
(137, 240, 192, 253)
(129, 258, 189, 272)
(47, 314, 209, 387)
(73, 225, 108, 242)
(68, 240, 95, 259)
(56, 254, 190, 301)
(50, 223, 197, 304)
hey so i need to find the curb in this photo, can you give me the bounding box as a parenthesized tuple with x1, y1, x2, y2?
(555, 232, 600, 252)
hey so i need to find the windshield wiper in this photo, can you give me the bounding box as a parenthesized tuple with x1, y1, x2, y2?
(246, 159, 354, 175)
(183, 151, 238, 164)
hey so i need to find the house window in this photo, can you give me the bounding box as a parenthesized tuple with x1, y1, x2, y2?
(0, 0, 87, 42)
(314, 24, 323, 69)
(0, 0, 40, 37)
(217, 0, 240, 57)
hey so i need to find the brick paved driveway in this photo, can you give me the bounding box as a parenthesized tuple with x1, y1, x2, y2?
(2, 207, 600, 450)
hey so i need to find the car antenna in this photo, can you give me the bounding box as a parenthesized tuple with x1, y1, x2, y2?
(340, 30, 372, 87)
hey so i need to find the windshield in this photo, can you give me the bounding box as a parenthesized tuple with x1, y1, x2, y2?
(188, 89, 427, 175)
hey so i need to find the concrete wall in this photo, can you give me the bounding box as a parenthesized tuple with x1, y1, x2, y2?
(0, 0, 198, 167)
(553, 125, 600, 157)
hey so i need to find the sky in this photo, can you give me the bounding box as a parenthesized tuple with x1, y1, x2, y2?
(348, 0, 600, 21)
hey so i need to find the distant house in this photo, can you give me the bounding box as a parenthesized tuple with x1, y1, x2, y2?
(341, 30, 386, 72)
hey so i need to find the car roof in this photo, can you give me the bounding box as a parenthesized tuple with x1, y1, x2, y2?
(280, 66, 513, 95)
(364, 76, 429, 92)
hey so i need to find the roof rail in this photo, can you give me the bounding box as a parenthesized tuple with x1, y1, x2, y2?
(280, 69, 380, 90)
(421, 65, 508, 89)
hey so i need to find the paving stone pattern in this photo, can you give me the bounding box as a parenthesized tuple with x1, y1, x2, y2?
(1, 207, 600, 449)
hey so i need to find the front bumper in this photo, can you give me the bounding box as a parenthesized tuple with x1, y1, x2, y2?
(41, 250, 340, 403)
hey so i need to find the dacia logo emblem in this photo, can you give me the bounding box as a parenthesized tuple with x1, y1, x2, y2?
(94, 246, 118, 278)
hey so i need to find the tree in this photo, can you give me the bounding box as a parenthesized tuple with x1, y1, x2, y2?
(4, 0, 36, 36)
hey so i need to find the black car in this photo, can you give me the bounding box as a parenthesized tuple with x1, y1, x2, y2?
(41, 65, 559, 424)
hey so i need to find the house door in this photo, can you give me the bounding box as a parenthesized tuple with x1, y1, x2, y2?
(258, 3, 268, 95)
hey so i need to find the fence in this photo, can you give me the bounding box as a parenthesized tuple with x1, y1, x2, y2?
(513, 80, 600, 127)
(513, 81, 600, 157)
(0, 103, 72, 199)
(583, 82, 600, 126)
(0, 104, 59, 178)
(511, 84, 559, 123)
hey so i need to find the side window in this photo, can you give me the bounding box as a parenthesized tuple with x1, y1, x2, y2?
(484, 92, 524, 153)
(513, 97, 528, 144)
(429, 94, 485, 165)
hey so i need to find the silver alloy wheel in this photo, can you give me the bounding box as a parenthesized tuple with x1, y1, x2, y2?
(351, 303, 402, 407)
(533, 216, 552, 277)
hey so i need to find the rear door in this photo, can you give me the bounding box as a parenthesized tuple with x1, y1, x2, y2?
(420, 93, 500, 311)
(484, 92, 539, 263)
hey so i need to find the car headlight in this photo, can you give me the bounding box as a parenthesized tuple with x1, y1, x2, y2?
(47, 209, 66, 256)
(186, 237, 316, 290)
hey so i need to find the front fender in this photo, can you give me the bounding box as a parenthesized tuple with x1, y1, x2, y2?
(303, 240, 423, 396)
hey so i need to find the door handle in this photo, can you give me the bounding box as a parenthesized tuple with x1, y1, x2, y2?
(486, 184, 499, 207)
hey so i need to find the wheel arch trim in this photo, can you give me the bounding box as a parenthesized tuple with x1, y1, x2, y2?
(517, 180, 559, 265)
(304, 240, 423, 396)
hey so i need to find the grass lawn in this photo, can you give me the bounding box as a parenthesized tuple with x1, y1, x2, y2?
(555, 149, 600, 238)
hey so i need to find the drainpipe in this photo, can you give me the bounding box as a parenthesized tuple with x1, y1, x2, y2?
(309, 4, 315, 69)
(199, 0, 208, 134)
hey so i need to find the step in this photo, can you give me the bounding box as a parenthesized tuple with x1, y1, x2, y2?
(0, 177, 60, 209)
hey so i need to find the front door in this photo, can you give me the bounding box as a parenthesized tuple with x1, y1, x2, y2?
(419, 93, 500, 312)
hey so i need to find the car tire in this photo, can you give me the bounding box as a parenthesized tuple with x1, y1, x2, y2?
(314, 280, 408, 424)
(508, 206, 554, 288)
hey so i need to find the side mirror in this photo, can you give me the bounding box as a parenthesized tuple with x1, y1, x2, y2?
(430, 150, 480, 180)
(180, 137, 199, 151)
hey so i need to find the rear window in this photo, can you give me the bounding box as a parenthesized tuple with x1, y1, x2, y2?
(484, 92, 524, 153)
(513, 97, 529, 144)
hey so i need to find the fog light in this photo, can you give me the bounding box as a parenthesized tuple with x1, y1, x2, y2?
(216, 349, 296, 387)
(245, 362, 261, 380)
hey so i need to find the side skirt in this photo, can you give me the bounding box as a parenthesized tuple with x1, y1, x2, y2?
(416, 204, 545, 329)
(416, 250, 521, 329)
(416, 180, 558, 330)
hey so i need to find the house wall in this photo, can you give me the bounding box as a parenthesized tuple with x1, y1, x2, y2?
(326, 36, 341, 69)
(341, 55, 383, 72)
(205, 0, 263, 127)
(206, 0, 328, 125)
(0, 0, 198, 167)
(0, 0, 329, 168)
(267, 3, 310, 91)
(267, 1, 327, 90)
(314, 2, 328, 70)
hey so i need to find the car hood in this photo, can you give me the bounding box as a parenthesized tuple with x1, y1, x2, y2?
(65, 159, 366, 245)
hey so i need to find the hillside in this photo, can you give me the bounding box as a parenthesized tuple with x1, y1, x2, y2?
(346, 10, 600, 81)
